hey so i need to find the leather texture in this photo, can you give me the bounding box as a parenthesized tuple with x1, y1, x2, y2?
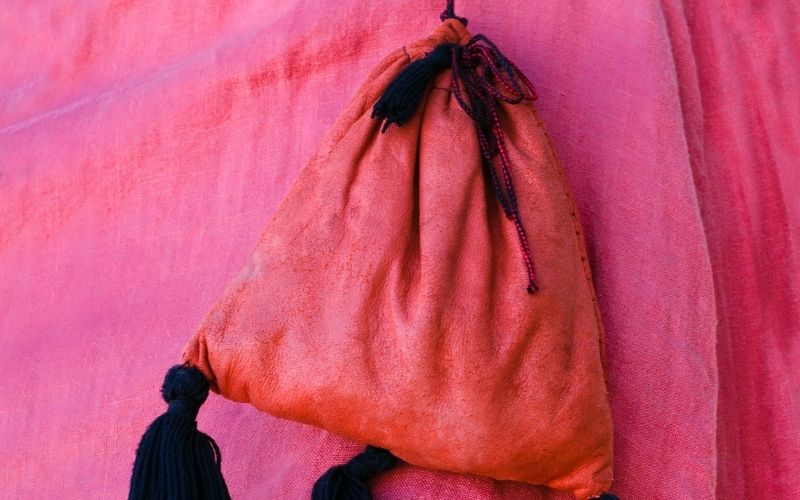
(182, 20, 613, 499)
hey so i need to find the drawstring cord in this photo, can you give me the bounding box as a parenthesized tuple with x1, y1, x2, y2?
(373, 29, 540, 293)
(449, 36, 539, 292)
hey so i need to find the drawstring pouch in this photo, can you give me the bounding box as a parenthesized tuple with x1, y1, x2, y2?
(130, 3, 616, 499)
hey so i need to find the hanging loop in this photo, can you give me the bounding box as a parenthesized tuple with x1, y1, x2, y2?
(440, 0, 469, 26)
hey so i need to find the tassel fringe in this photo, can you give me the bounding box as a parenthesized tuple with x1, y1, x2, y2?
(129, 365, 230, 500)
(312, 446, 399, 500)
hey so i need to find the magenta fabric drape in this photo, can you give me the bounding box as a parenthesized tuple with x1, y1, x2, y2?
(1, 1, 798, 498)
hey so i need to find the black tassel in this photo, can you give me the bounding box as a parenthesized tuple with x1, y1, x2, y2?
(129, 364, 230, 500)
(596, 493, 620, 499)
(371, 43, 455, 132)
(311, 446, 399, 500)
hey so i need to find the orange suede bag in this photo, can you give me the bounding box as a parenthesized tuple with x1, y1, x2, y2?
(130, 6, 614, 500)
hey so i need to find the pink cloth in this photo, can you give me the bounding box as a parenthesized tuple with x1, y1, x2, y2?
(1, 1, 797, 498)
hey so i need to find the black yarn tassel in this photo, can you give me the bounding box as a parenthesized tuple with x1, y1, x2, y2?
(371, 43, 455, 132)
(129, 364, 230, 500)
(596, 493, 620, 499)
(311, 446, 399, 500)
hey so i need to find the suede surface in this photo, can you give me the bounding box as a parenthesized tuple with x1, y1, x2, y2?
(182, 20, 613, 499)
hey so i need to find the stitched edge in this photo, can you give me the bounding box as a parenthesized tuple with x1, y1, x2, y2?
(530, 107, 611, 387)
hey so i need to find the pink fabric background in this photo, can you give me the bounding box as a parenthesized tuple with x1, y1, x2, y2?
(1, 1, 798, 498)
